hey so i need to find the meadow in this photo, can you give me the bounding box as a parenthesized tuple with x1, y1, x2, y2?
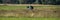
(0, 17, 60, 20)
(0, 5, 60, 20)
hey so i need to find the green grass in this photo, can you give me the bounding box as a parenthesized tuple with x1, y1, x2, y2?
(0, 17, 60, 20)
(0, 6, 26, 10)
(0, 5, 60, 10)
(0, 16, 60, 20)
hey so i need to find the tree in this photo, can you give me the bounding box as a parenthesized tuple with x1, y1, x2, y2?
(0, 0, 3, 4)
(38, 0, 42, 4)
(19, 0, 25, 4)
(24, 0, 36, 4)
(56, 1, 60, 5)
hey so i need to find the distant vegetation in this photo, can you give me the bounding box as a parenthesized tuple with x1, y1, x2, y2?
(0, 0, 60, 5)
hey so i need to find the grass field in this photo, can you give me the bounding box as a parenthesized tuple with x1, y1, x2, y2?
(0, 17, 60, 20)
(0, 5, 59, 10)
(0, 5, 60, 20)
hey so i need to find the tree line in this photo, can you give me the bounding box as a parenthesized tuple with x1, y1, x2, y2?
(0, 0, 60, 5)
